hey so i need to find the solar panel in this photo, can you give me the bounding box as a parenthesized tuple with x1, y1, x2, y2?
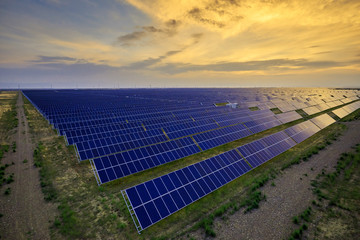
(122, 129, 300, 232)
(122, 149, 251, 231)
(333, 101, 360, 118)
(332, 108, 348, 118)
(310, 114, 336, 129)
(284, 120, 321, 143)
(302, 106, 321, 115)
(275, 111, 302, 124)
(91, 137, 200, 184)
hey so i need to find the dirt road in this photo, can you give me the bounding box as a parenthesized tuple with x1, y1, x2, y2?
(0, 93, 55, 240)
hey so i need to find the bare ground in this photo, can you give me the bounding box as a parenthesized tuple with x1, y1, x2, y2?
(191, 121, 360, 240)
(0, 93, 56, 240)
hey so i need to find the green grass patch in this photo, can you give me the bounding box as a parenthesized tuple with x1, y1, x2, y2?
(270, 108, 282, 114)
(249, 106, 260, 111)
(295, 109, 308, 118)
(0, 92, 18, 142)
(4, 187, 11, 195)
(0, 145, 9, 161)
(33, 142, 57, 201)
(54, 202, 84, 238)
(11, 141, 16, 152)
(214, 102, 228, 107)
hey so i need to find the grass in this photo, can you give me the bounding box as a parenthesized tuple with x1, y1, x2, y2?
(33, 142, 57, 201)
(0, 91, 18, 142)
(295, 109, 308, 118)
(0, 145, 9, 161)
(5, 173, 14, 184)
(292, 216, 299, 224)
(249, 106, 260, 111)
(21, 91, 352, 239)
(54, 202, 83, 238)
(288, 207, 312, 239)
(214, 102, 228, 107)
(4, 187, 11, 195)
(23, 159, 28, 163)
(289, 143, 360, 239)
(270, 108, 282, 114)
(11, 141, 16, 152)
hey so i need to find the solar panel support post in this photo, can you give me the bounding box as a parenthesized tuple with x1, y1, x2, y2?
(74, 144, 81, 163)
(64, 133, 69, 146)
(121, 190, 143, 234)
(89, 159, 101, 186)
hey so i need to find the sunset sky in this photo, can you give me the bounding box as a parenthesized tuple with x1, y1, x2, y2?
(1, 0, 360, 88)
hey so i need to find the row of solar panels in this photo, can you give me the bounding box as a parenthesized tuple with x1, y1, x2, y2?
(332, 101, 360, 118)
(23, 90, 358, 169)
(61, 100, 357, 184)
(49, 96, 358, 162)
(64, 108, 255, 144)
(23, 90, 359, 139)
(302, 98, 356, 115)
(122, 113, 337, 232)
(77, 110, 297, 162)
(89, 111, 303, 184)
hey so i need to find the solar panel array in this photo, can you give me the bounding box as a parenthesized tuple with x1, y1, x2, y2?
(22, 89, 360, 186)
(122, 114, 336, 232)
(332, 101, 360, 118)
(91, 110, 289, 184)
(92, 137, 200, 184)
(21, 88, 360, 234)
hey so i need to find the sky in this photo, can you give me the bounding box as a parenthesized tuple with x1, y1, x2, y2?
(0, 0, 360, 88)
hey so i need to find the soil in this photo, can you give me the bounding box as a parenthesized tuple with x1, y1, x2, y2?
(0, 93, 56, 240)
(191, 121, 360, 240)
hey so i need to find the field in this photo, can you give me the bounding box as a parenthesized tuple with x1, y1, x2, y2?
(0, 88, 360, 240)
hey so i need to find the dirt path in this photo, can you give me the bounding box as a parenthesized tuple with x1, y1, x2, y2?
(0, 93, 55, 240)
(193, 121, 360, 240)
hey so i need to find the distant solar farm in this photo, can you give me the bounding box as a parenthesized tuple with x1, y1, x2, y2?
(22, 88, 360, 233)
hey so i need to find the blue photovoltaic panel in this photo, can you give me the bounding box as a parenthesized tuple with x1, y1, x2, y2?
(309, 114, 336, 129)
(275, 111, 302, 124)
(76, 131, 168, 161)
(92, 137, 200, 184)
(90, 108, 297, 184)
(123, 149, 251, 231)
(284, 120, 321, 144)
(332, 101, 360, 118)
(123, 129, 297, 232)
(237, 131, 296, 167)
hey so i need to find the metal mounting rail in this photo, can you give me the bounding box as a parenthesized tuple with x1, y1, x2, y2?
(121, 190, 143, 234)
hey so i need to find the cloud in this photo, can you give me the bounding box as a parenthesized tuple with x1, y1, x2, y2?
(142, 26, 162, 33)
(191, 33, 204, 44)
(117, 31, 147, 45)
(30, 55, 79, 63)
(125, 50, 183, 69)
(165, 19, 181, 28)
(116, 19, 181, 46)
(314, 51, 333, 55)
(153, 58, 344, 74)
(187, 7, 226, 28)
